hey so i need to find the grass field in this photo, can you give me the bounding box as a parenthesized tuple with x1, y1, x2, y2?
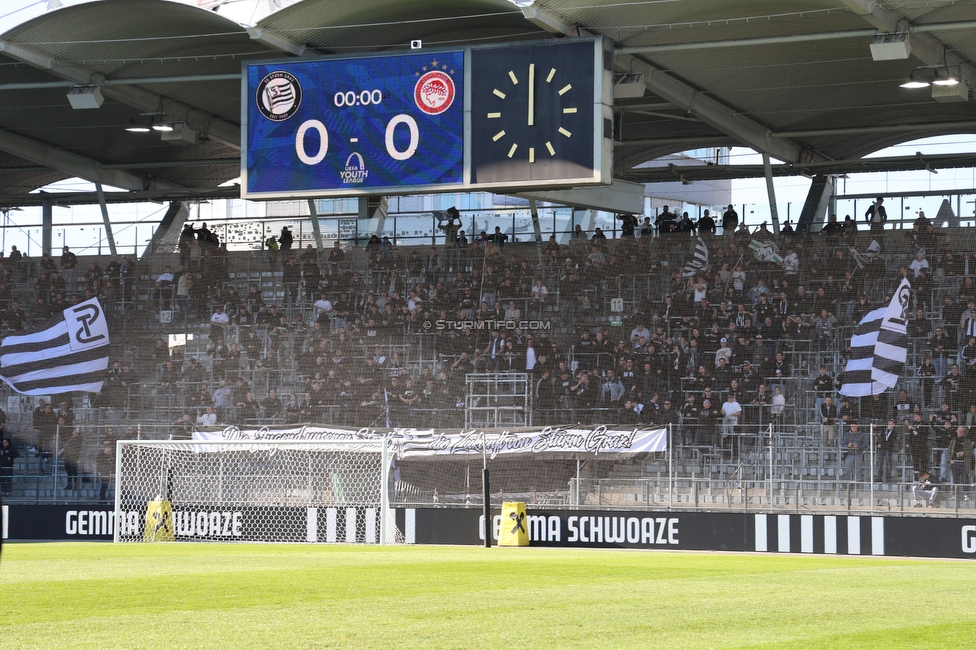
(2, 543, 976, 649)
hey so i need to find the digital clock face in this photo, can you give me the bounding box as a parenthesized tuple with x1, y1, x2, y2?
(244, 52, 464, 198)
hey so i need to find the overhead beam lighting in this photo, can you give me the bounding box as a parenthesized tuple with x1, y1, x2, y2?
(125, 119, 151, 133)
(869, 32, 912, 61)
(65, 85, 103, 109)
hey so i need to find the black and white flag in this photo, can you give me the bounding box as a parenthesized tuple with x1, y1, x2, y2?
(0, 298, 110, 395)
(839, 278, 910, 398)
(682, 237, 709, 277)
(749, 239, 784, 265)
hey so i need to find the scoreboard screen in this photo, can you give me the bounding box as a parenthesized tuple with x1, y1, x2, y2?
(242, 38, 611, 199)
(244, 51, 464, 198)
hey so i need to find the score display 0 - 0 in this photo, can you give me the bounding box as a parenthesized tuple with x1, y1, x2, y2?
(244, 50, 465, 198)
(242, 38, 611, 199)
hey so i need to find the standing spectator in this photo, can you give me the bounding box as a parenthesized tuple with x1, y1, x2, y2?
(155, 265, 175, 309)
(918, 355, 937, 407)
(876, 419, 899, 483)
(617, 213, 638, 237)
(721, 205, 738, 236)
(865, 197, 887, 234)
(929, 327, 951, 377)
(279, 226, 293, 258)
(770, 386, 786, 426)
(948, 425, 973, 486)
(696, 210, 716, 235)
(312, 292, 333, 324)
(696, 398, 719, 449)
(212, 379, 233, 422)
(842, 422, 867, 484)
(812, 365, 833, 413)
(0, 438, 18, 495)
(819, 396, 839, 446)
(97, 437, 115, 502)
(721, 392, 742, 458)
(60, 245, 77, 269)
(489, 227, 508, 249)
(59, 427, 83, 491)
(328, 241, 345, 274)
(265, 234, 279, 267)
(282, 257, 301, 303)
(905, 412, 931, 477)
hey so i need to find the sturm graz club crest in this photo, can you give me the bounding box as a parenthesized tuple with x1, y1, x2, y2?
(891, 279, 912, 327)
(256, 71, 302, 122)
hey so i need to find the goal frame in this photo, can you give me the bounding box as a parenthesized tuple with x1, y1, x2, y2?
(114, 438, 391, 544)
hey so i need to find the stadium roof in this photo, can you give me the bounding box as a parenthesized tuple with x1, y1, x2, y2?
(1, 0, 976, 207)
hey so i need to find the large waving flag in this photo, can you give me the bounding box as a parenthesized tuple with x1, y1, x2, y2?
(839, 278, 910, 397)
(0, 298, 110, 395)
(682, 237, 709, 277)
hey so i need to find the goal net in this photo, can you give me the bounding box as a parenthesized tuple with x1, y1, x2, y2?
(114, 439, 400, 544)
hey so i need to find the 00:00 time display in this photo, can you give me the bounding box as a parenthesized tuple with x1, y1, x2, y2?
(294, 114, 420, 165)
(333, 89, 384, 107)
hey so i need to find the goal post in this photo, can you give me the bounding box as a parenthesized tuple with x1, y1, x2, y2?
(114, 439, 399, 544)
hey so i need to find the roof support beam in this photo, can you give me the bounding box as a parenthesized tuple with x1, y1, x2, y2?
(521, 3, 816, 163)
(619, 152, 976, 183)
(839, 0, 976, 86)
(0, 39, 241, 149)
(621, 54, 813, 163)
(520, 5, 574, 37)
(0, 127, 181, 192)
(616, 20, 976, 56)
(245, 27, 305, 56)
(94, 182, 118, 257)
(771, 120, 976, 139)
(0, 73, 241, 93)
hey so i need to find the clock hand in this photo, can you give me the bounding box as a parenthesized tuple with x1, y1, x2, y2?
(527, 63, 535, 127)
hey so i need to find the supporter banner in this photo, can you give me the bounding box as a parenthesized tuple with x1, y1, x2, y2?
(192, 424, 668, 459)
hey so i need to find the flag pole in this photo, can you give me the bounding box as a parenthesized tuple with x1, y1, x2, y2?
(668, 423, 673, 510)
(870, 422, 875, 510)
(769, 422, 774, 504)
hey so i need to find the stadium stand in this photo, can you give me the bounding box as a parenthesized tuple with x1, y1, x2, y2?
(2, 218, 976, 508)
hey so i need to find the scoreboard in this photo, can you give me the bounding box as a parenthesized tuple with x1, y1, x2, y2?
(242, 38, 613, 199)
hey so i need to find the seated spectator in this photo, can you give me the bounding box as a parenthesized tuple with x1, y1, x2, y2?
(209, 305, 230, 339)
(912, 471, 939, 507)
(196, 406, 218, 427)
(261, 389, 282, 419)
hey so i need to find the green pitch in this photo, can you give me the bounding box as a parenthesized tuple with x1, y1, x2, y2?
(2, 543, 975, 649)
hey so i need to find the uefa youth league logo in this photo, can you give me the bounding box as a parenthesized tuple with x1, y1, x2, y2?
(414, 70, 455, 115)
(256, 71, 302, 121)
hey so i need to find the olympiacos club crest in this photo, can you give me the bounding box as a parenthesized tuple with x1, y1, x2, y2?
(414, 70, 455, 115)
